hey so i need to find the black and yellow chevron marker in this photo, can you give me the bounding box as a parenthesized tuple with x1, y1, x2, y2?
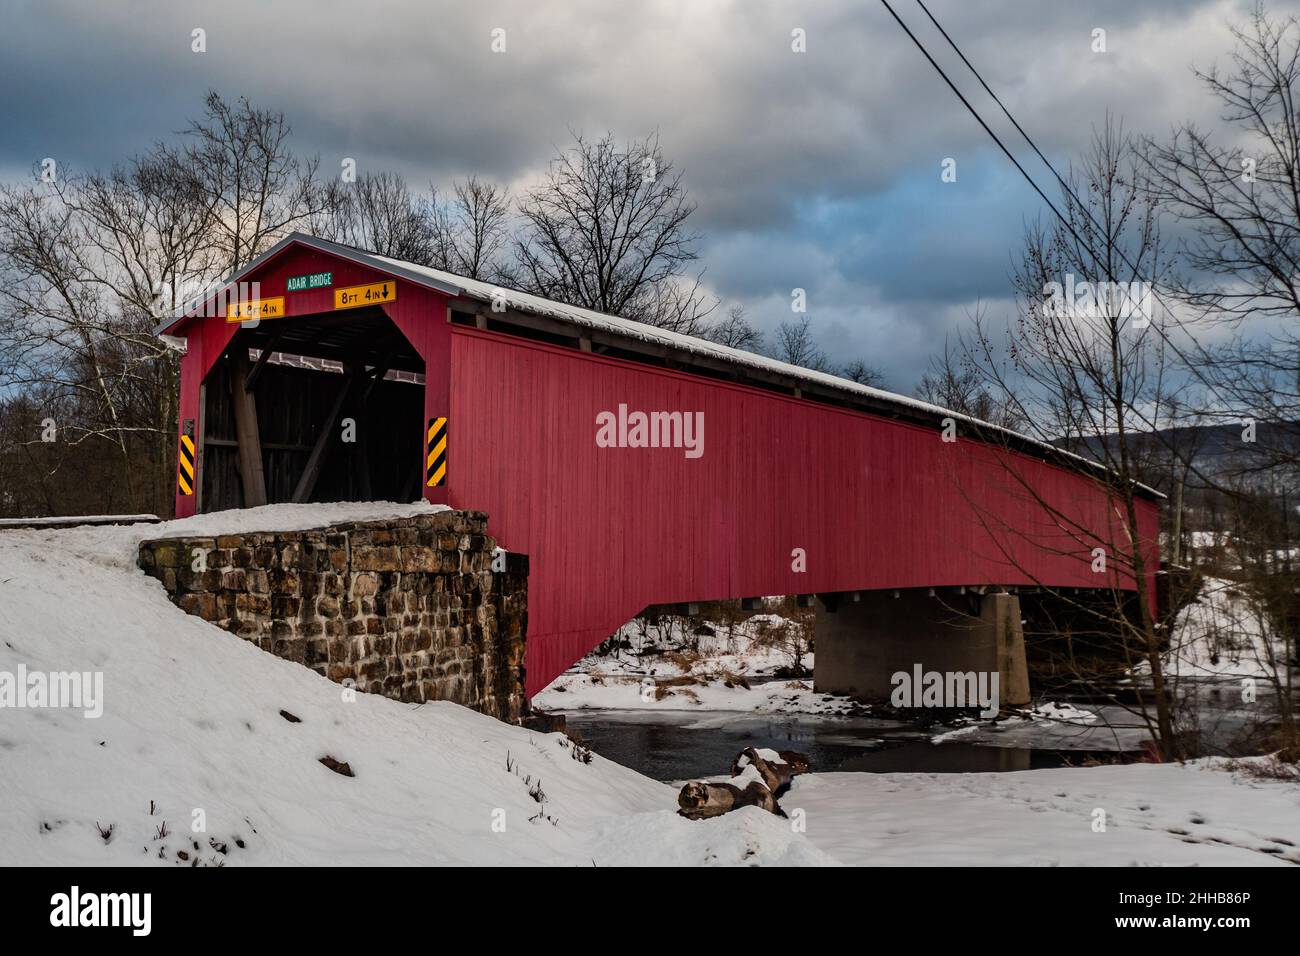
(426, 416, 447, 487)
(177, 434, 196, 496)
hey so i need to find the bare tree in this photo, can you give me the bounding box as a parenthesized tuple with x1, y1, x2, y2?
(917, 332, 1023, 429)
(0, 149, 217, 510)
(769, 315, 829, 372)
(1141, 6, 1300, 470)
(511, 131, 713, 330)
(962, 119, 1189, 760)
(704, 304, 764, 352)
(182, 91, 323, 274)
(1142, 4, 1300, 751)
(435, 176, 511, 280)
(315, 172, 511, 280)
(839, 359, 888, 389)
(315, 171, 439, 264)
(0, 92, 323, 517)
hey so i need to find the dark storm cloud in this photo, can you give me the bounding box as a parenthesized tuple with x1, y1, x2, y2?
(0, 0, 1288, 388)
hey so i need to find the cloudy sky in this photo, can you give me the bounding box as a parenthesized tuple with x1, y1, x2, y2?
(0, 0, 1287, 390)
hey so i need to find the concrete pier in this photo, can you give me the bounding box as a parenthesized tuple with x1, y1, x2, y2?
(813, 589, 1031, 708)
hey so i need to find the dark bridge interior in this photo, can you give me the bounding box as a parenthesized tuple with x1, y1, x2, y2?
(236, 306, 424, 374)
(200, 307, 424, 511)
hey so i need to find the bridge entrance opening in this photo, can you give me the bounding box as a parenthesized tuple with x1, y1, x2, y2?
(196, 306, 425, 512)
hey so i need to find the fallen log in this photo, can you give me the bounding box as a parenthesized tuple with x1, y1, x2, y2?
(728, 747, 809, 796)
(677, 747, 812, 820)
(678, 766, 786, 819)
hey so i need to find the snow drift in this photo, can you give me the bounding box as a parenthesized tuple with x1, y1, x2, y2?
(0, 502, 833, 866)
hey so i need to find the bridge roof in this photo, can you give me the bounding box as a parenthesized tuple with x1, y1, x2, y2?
(159, 232, 1163, 500)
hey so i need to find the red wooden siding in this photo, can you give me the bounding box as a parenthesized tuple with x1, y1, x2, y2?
(448, 328, 1160, 696)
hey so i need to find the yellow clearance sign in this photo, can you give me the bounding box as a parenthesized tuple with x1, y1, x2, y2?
(225, 297, 286, 323)
(334, 281, 397, 310)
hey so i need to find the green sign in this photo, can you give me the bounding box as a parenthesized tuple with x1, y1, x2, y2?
(286, 271, 333, 292)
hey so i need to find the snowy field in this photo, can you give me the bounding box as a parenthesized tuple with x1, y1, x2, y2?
(1139, 576, 1288, 680)
(535, 609, 860, 714)
(2, 502, 1297, 867)
(790, 762, 1300, 866)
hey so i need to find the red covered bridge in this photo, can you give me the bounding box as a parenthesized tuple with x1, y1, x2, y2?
(158, 234, 1161, 700)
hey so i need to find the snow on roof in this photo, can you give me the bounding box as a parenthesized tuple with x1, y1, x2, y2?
(371, 245, 978, 418)
(366, 242, 1164, 500)
(162, 233, 1164, 500)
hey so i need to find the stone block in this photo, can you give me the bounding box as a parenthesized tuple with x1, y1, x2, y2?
(352, 546, 401, 572)
(400, 547, 439, 573)
(178, 592, 216, 620)
(269, 569, 299, 595)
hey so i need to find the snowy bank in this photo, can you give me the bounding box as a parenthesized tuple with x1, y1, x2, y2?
(0, 502, 833, 866)
(535, 610, 861, 715)
(791, 761, 1300, 866)
(1138, 576, 1284, 680)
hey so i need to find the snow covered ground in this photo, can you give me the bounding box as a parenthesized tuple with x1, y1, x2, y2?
(535, 610, 861, 714)
(0, 503, 831, 866)
(790, 761, 1300, 866)
(1143, 576, 1286, 680)
(538, 673, 859, 715)
(3, 503, 1297, 867)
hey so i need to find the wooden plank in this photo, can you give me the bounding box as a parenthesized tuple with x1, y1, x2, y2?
(237, 340, 423, 375)
(195, 382, 207, 514)
(360, 347, 397, 405)
(229, 350, 268, 507)
(204, 437, 313, 453)
(347, 360, 372, 501)
(446, 330, 1162, 696)
(290, 372, 355, 503)
(244, 326, 287, 393)
(460, 300, 1095, 458)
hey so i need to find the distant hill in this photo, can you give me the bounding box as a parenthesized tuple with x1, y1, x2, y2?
(1064, 422, 1300, 495)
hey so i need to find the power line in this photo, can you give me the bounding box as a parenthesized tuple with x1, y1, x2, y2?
(882, 0, 1222, 411)
(914, 1, 1232, 383)
(875, 0, 1081, 244)
(913, 0, 1081, 209)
